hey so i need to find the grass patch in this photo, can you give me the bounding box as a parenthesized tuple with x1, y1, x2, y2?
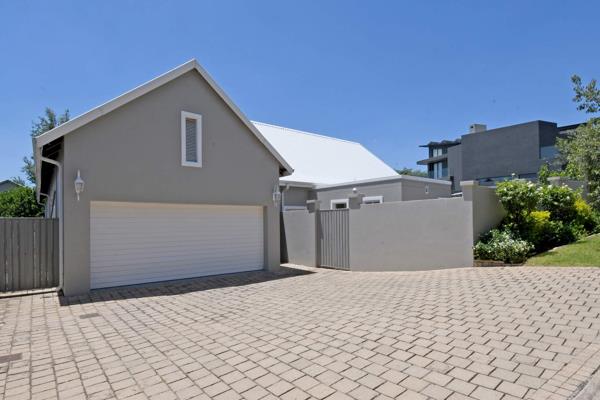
(526, 234, 600, 267)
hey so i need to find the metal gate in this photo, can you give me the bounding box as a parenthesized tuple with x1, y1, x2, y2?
(0, 218, 59, 292)
(318, 210, 349, 270)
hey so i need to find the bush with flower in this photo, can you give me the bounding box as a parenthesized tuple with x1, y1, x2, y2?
(475, 179, 599, 262)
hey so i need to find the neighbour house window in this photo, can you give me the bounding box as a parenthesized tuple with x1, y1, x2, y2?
(331, 199, 349, 209)
(181, 111, 202, 167)
(429, 161, 448, 179)
(478, 176, 511, 186)
(430, 147, 448, 157)
(362, 196, 383, 205)
(540, 145, 558, 159)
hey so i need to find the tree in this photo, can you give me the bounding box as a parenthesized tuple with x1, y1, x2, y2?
(0, 186, 44, 217)
(22, 108, 70, 185)
(572, 75, 600, 113)
(557, 75, 600, 210)
(10, 177, 26, 186)
(396, 167, 428, 178)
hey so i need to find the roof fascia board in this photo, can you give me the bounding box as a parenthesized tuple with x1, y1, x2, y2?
(278, 180, 316, 189)
(34, 59, 293, 175)
(314, 174, 451, 190)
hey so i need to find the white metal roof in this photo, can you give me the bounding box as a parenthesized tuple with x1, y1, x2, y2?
(252, 121, 398, 185)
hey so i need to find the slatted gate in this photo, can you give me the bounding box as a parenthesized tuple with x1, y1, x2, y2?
(318, 209, 350, 270)
(0, 218, 59, 292)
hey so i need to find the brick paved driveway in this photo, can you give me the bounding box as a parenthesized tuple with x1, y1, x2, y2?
(1, 266, 599, 400)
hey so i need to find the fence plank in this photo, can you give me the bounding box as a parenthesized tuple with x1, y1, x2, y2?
(0, 218, 58, 292)
(51, 220, 59, 287)
(8, 220, 16, 291)
(39, 219, 47, 288)
(22, 220, 33, 290)
(0, 220, 5, 291)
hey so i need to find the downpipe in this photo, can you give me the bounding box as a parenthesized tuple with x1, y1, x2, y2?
(40, 157, 63, 293)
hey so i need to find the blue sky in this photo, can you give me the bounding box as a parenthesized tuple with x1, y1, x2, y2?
(1, 1, 598, 181)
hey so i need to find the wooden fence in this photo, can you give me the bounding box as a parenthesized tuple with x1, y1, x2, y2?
(0, 218, 59, 292)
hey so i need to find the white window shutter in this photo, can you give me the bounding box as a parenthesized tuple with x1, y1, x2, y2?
(181, 111, 202, 167)
(185, 118, 198, 163)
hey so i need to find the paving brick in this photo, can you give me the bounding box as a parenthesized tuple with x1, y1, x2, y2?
(446, 378, 476, 396)
(497, 381, 529, 398)
(1, 266, 599, 400)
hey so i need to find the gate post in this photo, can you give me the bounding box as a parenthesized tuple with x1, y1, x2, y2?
(307, 200, 321, 268)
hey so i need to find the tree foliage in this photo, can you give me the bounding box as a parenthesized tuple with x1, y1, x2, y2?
(22, 108, 70, 185)
(396, 167, 428, 178)
(0, 187, 44, 217)
(572, 75, 600, 113)
(556, 75, 600, 210)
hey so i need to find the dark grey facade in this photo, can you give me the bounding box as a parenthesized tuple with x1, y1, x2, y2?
(418, 121, 580, 192)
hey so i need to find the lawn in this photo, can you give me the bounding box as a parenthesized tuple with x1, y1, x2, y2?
(526, 234, 600, 267)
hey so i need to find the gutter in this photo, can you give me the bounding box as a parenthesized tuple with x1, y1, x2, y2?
(39, 156, 64, 293)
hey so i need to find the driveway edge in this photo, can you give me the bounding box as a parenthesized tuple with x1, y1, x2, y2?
(528, 342, 600, 400)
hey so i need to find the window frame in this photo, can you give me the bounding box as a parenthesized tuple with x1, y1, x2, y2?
(362, 195, 383, 205)
(181, 111, 203, 167)
(330, 199, 349, 209)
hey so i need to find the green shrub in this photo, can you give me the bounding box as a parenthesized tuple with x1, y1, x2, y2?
(495, 180, 540, 226)
(575, 198, 600, 233)
(521, 211, 580, 252)
(538, 184, 578, 223)
(474, 230, 533, 264)
(0, 186, 44, 217)
(485, 180, 598, 262)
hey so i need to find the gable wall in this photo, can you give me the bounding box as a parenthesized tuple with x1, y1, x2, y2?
(60, 70, 281, 295)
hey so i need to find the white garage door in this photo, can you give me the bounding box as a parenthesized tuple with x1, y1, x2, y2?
(90, 201, 264, 289)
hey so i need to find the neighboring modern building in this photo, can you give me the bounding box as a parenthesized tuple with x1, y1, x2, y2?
(256, 122, 452, 210)
(418, 120, 580, 192)
(0, 180, 21, 192)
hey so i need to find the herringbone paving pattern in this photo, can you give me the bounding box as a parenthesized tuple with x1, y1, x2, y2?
(0, 265, 599, 399)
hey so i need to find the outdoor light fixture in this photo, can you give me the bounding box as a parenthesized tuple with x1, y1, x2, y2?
(74, 170, 85, 201)
(272, 184, 281, 208)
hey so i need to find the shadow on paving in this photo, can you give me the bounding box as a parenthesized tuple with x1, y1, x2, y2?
(58, 266, 313, 306)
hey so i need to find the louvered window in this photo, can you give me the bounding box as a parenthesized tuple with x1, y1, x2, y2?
(181, 111, 202, 167)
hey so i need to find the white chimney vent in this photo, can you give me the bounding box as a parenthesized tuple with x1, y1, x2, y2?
(469, 123, 487, 133)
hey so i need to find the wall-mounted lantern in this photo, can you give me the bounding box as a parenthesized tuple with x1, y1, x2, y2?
(272, 184, 281, 208)
(74, 170, 85, 201)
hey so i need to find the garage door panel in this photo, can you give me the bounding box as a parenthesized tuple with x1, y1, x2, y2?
(90, 202, 264, 289)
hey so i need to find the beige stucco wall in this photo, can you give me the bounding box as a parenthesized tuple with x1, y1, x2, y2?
(313, 177, 451, 210)
(461, 181, 506, 242)
(349, 198, 473, 271)
(60, 70, 282, 295)
(282, 186, 314, 208)
(281, 210, 317, 267)
(400, 179, 451, 201)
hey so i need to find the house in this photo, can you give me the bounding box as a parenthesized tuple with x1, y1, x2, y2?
(255, 122, 452, 210)
(418, 121, 580, 192)
(0, 179, 21, 192)
(34, 60, 293, 295)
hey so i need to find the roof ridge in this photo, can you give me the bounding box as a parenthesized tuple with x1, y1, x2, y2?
(252, 121, 361, 145)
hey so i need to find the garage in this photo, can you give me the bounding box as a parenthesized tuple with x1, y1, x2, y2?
(90, 201, 264, 289)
